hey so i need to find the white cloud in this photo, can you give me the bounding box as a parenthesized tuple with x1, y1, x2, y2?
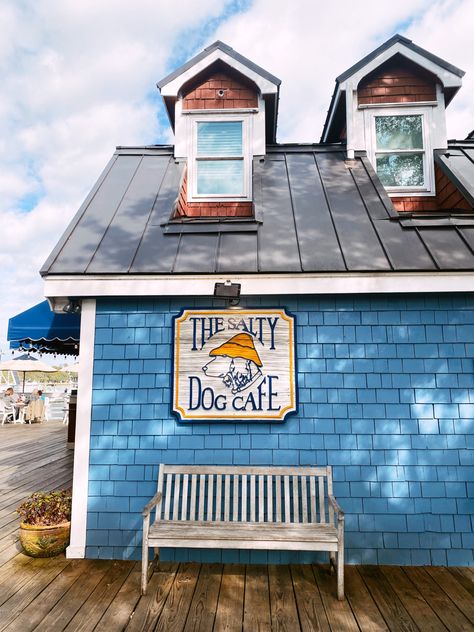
(213, 0, 473, 142)
(0, 0, 230, 357)
(1, 0, 473, 358)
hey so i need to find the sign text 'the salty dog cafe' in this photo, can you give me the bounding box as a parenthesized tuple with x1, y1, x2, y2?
(172, 309, 297, 421)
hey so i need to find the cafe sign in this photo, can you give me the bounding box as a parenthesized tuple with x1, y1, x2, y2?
(172, 309, 297, 421)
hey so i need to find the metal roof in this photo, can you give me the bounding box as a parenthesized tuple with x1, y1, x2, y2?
(435, 140, 474, 207)
(42, 144, 474, 277)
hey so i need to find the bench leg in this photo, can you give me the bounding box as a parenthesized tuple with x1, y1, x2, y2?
(141, 542, 149, 595)
(329, 551, 336, 572)
(337, 543, 344, 600)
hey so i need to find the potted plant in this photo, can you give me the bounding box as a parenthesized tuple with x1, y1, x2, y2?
(16, 489, 72, 557)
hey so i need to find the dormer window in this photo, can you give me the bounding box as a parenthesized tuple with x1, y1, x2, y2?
(366, 106, 434, 195)
(375, 113, 424, 187)
(157, 41, 280, 218)
(194, 118, 249, 199)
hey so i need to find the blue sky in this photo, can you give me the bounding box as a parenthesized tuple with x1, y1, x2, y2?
(0, 0, 473, 360)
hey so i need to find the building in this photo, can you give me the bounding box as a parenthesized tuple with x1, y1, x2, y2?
(42, 35, 474, 565)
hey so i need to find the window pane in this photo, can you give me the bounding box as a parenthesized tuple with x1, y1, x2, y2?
(197, 160, 244, 195)
(197, 121, 242, 156)
(375, 115, 423, 150)
(376, 153, 424, 187)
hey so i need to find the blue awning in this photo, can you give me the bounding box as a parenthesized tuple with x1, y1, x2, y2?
(8, 301, 80, 355)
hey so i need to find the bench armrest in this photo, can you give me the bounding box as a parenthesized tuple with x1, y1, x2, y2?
(328, 495, 344, 521)
(142, 492, 163, 518)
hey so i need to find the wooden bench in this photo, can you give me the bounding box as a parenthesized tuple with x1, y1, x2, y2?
(142, 464, 345, 599)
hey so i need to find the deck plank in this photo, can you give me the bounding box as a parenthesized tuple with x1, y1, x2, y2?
(403, 567, 472, 632)
(289, 564, 331, 632)
(213, 563, 245, 632)
(1, 559, 87, 632)
(94, 562, 142, 631)
(268, 564, 300, 632)
(183, 563, 222, 632)
(424, 567, 474, 625)
(358, 565, 419, 632)
(0, 557, 69, 631)
(243, 564, 271, 632)
(124, 562, 179, 632)
(380, 565, 447, 632)
(153, 562, 200, 632)
(32, 559, 112, 632)
(64, 560, 134, 631)
(447, 568, 474, 598)
(312, 565, 359, 632)
(345, 565, 389, 631)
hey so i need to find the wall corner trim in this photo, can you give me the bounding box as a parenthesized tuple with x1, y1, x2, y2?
(68, 298, 96, 557)
(66, 545, 86, 559)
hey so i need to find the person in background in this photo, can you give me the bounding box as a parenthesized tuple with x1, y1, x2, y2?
(2, 387, 18, 420)
(38, 390, 45, 401)
(26, 389, 44, 423)
(3, 387, 17, 405)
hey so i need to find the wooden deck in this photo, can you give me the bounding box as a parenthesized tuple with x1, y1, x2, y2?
(0, 423, 473, 631)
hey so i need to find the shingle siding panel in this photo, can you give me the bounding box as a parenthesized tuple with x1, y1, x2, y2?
(87, 294, 474, 565)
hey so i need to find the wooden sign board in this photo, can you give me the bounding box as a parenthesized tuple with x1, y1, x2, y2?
(172, 309, 297, 421)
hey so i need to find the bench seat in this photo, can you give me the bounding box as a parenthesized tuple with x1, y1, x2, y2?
(149, 520, 339, 550)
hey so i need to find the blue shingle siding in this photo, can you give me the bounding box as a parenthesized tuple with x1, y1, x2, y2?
(86, 295, 474, 565)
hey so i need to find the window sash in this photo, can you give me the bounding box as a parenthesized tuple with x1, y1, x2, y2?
(375, 114, 423, 152)
(375, 152, 425, 188)
(191, 117, 249, 200)
(196, 159, 244, 196)
(197, 121, 243, 158)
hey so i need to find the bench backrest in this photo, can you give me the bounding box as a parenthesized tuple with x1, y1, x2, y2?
(155, 465, 334, 524)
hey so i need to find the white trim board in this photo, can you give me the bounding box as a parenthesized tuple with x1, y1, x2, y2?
(66, 299, 96, 559)
(45, 273, 474, 309)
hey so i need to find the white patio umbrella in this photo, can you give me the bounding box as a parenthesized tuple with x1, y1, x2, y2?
(0, 354, 57, 392)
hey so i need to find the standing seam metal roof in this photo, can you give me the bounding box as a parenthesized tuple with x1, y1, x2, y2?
(41, 144, 474, 276)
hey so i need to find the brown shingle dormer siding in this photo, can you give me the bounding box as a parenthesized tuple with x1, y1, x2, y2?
(358, 57, 437, 105)
(174, 169, 252, 218)
(182, 72, 258, 110)
(391, 165, 472, 212)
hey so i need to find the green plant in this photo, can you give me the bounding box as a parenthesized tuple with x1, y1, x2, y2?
(16, 489, 72, 526)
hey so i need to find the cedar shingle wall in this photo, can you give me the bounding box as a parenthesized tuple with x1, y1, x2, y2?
(89, 294, 474, 565)
(175, 169, 252, 218)
(358, 57, 437, 105)
(391, 165, 472, 212)
(183, 72, 258, 110)
(435, 164, 471, 211)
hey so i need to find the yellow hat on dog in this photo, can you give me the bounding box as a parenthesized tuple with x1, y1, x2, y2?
(209, 333, 262, 367)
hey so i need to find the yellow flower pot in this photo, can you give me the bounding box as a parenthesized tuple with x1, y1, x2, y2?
(19, 521, 70, 557)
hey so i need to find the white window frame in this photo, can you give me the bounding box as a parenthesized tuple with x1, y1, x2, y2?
(187, 113, 252, 203)
(365, 106, 435, 197)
